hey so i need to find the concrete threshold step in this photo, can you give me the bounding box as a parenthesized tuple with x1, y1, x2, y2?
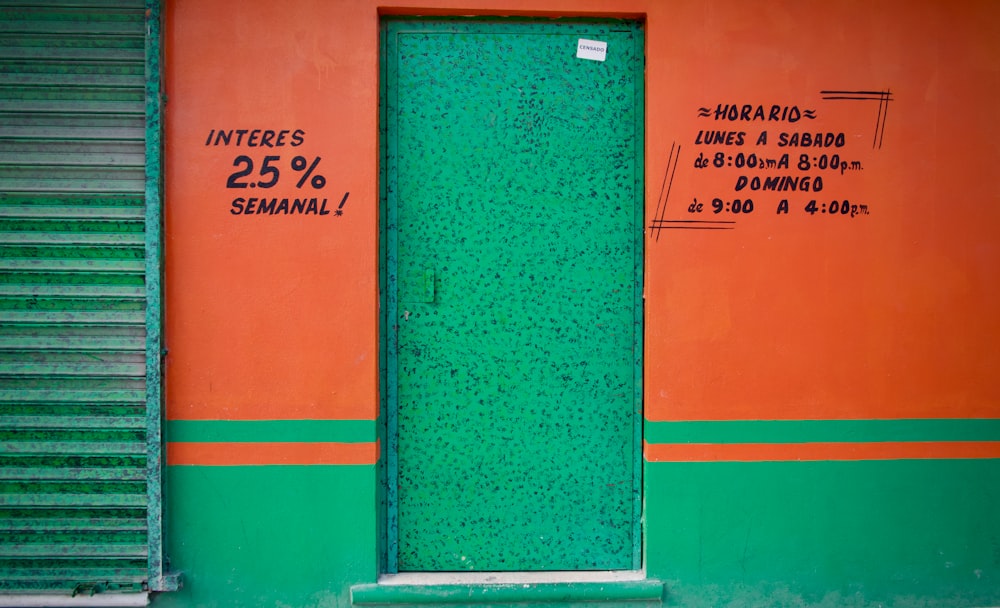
(351, 573, 665, 606)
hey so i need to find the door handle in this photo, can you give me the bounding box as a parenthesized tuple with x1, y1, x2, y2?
(421, 268, 435, 303)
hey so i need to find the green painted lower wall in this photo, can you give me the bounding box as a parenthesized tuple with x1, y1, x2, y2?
(646, 460, 1000, 608)
(150, 459, 1000, 608)
(154, 465, 377, 608)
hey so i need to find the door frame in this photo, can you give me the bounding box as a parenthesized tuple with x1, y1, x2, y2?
(377, 15, 646, 574)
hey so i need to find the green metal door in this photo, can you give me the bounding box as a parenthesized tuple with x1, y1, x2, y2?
(0, 0, 169, 595)
(382, 19, 644, 572)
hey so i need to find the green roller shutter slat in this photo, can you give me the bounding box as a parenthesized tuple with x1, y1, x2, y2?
(0, 88, 142, 101)
(0, 87, 143, 103)
(0, 327, 145, 352)
(0, 47, 142, 62)
(0, 103, 143, 117)
(0, 285, 145, 298)
(0, 414, 144, 428)
(0, 311, 146, 325)
(0, 442, 145, 456)
(0, 0, 161, 596)
(0, 206, 145, 220)
(0, 154, 146, 170)
(1, 233, 143, 248)
(0, 58, 144, 71)
(1, 232, 145, 246)
(0, 22, 142, 37)
(0, 569, 146, 580)
(0, 390, 145, 404)
(0, 367, 144, 381)
(0, 518, 146, 532)
(0, 259, 146, 273)
(0, 545, 149, 560)
(1, 124, 144, 138)
(0, 467, 146, 481)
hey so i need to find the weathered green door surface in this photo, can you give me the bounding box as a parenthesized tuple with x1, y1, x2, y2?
(383, 19, 644, 572)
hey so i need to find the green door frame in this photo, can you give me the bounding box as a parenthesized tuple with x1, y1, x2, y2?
(379, 16, 645, 574)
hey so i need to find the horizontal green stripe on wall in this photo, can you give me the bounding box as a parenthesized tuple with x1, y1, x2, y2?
(166, 419, 378, 443)
(644, 418, 1000, 445)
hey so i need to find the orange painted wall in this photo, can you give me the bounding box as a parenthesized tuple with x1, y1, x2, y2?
(164, 0, 1000, 424)
(645, 0, 1000, 421)
(164, 1, 383, 420)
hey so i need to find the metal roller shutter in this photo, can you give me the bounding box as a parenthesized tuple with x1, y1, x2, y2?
(0, 0, 168, 596)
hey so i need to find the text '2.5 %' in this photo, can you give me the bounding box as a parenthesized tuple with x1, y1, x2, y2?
(226, 155, 327, 189)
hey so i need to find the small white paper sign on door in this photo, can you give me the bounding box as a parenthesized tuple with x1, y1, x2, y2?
(576, 39, 607, 62)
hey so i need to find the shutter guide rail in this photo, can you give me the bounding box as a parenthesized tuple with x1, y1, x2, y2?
(141, 0, 176, 594)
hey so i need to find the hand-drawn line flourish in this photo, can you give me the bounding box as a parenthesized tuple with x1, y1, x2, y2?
(819, 89, 893, 149)
(649, 219, 735, 231)
(697, 107, 712, 117)
(651, 142, 681, 242)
